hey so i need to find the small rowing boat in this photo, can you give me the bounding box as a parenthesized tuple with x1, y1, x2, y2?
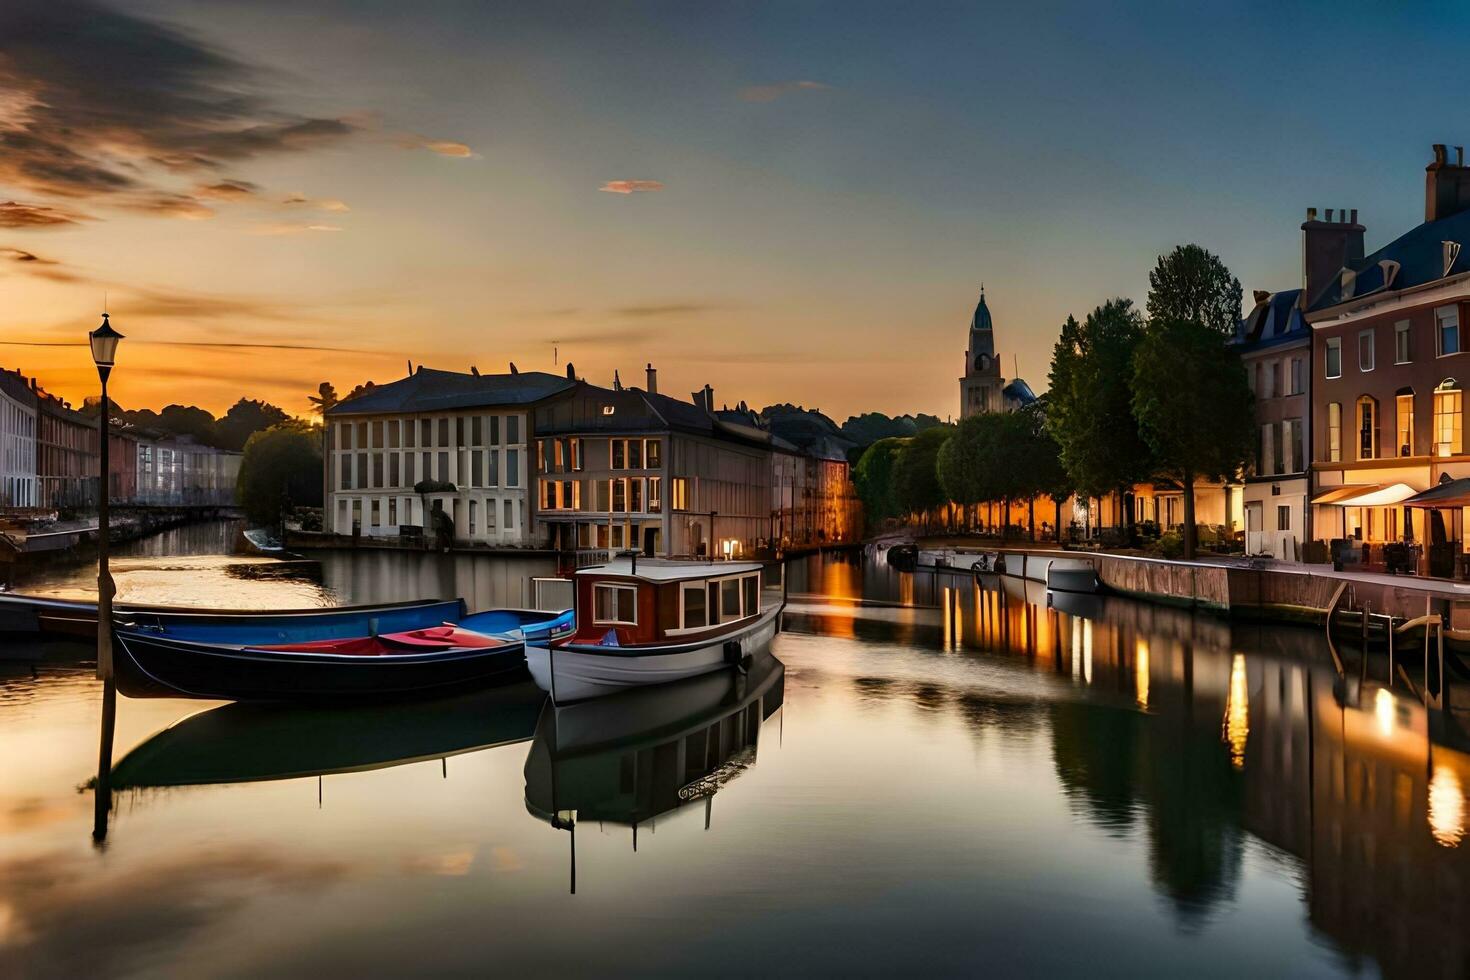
(525, 557, 782, 703)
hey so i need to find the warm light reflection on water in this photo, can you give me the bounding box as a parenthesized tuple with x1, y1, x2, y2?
(1430, 765, 1466, 848)
(8, 536, 1470, 977)
(1223, 654, 1249, 769)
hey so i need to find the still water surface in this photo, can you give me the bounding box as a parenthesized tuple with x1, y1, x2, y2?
(2, 522, 1467, 978)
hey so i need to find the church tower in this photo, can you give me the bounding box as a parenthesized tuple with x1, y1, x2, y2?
(960, 287, 1005, 418)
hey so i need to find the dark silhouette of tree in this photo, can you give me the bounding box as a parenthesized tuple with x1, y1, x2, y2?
(308, 382, 339, 418)
(236, 421, 323, 528)
(1132, 318, 1254, 559)
(214, 398, 289, 452)
(853, 437, 905, 526)
(890, 426, 953, 531)
(157, 404, 217, 444)
(1046, 300, 1152, 526)
(1146, 244, 1243, 339)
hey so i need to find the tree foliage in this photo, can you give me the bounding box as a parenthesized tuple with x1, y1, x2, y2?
(890, 426, 953, 525)
(1045, 299, 1152, 506)
(1132, 318, 1254, 558)
(853, 437, 905, 524)
(1146, 244, 1243, 339)
(214, 398, 289, 452)
(308, 382, 339, 418)
(236, 421, 324, 528)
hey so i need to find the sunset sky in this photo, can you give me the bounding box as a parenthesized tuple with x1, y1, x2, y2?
(3, 1, 1468, 421)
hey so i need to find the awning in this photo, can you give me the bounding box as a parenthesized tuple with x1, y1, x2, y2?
(1404, 477, 1470, 508)
(1311, 483, 1419, 506)
(1312, 484, 1379, 504)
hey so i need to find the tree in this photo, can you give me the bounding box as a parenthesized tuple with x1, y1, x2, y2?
(214, 398, 289, 452)
(1146, 244, 1243, 339)
(854, 437, 905, 526)
(1046, 300, 1153, 525)
(890, 426, 953, 531)
(1014, 400, 1071, 541)
(1132, 318, 1254, 559)
(938, 413, 1002, 531)
(157, 404, 217, 444)
(236, 421, 324, 529)
(308, 382, 339, 418)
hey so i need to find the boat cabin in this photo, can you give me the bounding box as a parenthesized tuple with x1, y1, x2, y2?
(565, 559, 767, 647)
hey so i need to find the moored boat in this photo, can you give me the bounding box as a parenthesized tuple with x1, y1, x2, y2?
(525, 558, 782, 703)
(114, 624, 531, 702)
(1046, 557, 1100, 595)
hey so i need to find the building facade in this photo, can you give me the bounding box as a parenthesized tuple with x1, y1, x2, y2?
(534, 377, 773, 557)
(34, 387, 98, 511)
(132, 435, 240, 506)
(324, 367, 574, 545)
(1234, 288, 1312, 559)
(1307, 146, 1470, 575)
(0, 368, 37, 509)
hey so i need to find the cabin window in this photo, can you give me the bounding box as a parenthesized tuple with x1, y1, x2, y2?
(682, 583, 708, 629)
(593, 584, 637, 625)
(721, 579, 741, 618)
(743, 574, 759, 615)
(708, 583, 721, 625)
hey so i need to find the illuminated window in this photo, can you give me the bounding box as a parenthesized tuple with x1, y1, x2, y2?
(1357, 396, 1378, 460)
(1327, 402, 1341, 462)
(1396, 390, 1415, 456)
(1435, 380, 1463, 456)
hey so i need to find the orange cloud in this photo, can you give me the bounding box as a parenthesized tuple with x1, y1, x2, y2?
(739, 80, 832, 103)
(599, 180, 664, 194)
(0, 201, 91, 228)
(251, 222, 343, 236)
(398, 136, 475, 158)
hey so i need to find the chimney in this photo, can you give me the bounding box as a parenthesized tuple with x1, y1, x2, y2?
(1426, 142, 1470, 221)
(704, 384, 713, 413)
(1301, 205, 1365, 307)
(645, 363, 657, 395)
(565, 362, 575, 380)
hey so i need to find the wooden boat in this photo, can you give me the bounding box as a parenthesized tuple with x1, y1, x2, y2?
(110, 681, 544, 789)
(525, 558, 782, 703)
(240, 527, 299, 558)
(114, 623, 531, 702)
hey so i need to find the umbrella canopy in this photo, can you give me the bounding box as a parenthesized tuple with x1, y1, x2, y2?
(1343, 483, 1419, 507)
(1403, 477, 1470, 508)
(1311, 484, 1380, 505)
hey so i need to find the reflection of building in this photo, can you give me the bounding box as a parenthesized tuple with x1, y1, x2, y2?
(0, 368, 37, 509)
(324, 367, 574, 545)
(959, 288, 1037, 419)
(1233, 288, 1311, 559)
(130, 435, 240, 506)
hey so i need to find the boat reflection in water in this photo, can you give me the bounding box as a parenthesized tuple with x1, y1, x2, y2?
(524, 654, 784, 891)
(106, 682, 544, 793)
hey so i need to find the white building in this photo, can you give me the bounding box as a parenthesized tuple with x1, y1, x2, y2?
(324, 367, 574, 545)
(0, 368, 37, 509)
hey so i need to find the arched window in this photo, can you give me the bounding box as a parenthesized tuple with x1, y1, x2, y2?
(1396, 386, 1415, 457)
(1435, 379, 1463, 457)
(1357, 395, 1378, 460)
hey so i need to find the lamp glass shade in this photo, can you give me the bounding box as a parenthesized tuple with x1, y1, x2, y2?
(89, 315, 123, 368)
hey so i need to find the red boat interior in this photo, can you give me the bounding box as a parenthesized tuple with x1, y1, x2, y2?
(256, 625, 508, 657)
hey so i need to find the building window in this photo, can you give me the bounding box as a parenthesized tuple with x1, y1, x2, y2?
(1252, 363, 1261, 397)
(612, 478, 627, 512)
(646, 439, 662, 468)
(1276, 505, 1290, 532)
(649, 476, 662, 513)
(672, 477, 689, 511)
(469, 499, 477, 535)
(1358, 330, 1375, 372)
(1259, 424, 1274, 476)
(507, 415, 520, 444)
(572, 437, 583, 471)
(507, 449, 519, 487)
(628, 439, 643, 469)
(1290, 356, 1304, 396)
(612, 440, 625, 469)
(389, 497, 397, 525)
(1327, 402, 1341, 462)
(592, 583, 637, 625)
(1396, 390, 1415, 456)
(1439, 307, 1462, 357)
(1325, 338, 1342, 379)
(1357, 396, 1378, 460)
(1285, 418, 1303, 473)
(1396, 321, 1412, 364)
(1268, 360, 1281, 397)
(1435, 380, 1463, 456)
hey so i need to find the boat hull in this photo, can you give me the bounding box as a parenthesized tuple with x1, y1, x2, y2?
(526, 602, 782, 703)
(1046, 559, 1100, 595)
(115, 630, 529, 702)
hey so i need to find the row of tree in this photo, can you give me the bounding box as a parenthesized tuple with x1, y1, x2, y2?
(855, 244, 1256, 559)
(82, 396, 291, 453)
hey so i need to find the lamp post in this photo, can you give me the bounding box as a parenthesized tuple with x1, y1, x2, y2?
(89, 313, 123, 680)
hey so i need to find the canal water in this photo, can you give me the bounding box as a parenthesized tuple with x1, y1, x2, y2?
(1, 522, 1467, 978)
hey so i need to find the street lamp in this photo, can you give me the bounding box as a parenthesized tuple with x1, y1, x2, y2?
(90, 312, 122, 680)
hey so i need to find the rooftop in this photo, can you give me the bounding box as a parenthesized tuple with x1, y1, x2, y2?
(1309, 209, 1470, 312)
(575, 558, 766, 582)
(326, 367, 575, 416)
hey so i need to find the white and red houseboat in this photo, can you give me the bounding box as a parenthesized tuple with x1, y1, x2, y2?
(525, 558, 782, 702)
